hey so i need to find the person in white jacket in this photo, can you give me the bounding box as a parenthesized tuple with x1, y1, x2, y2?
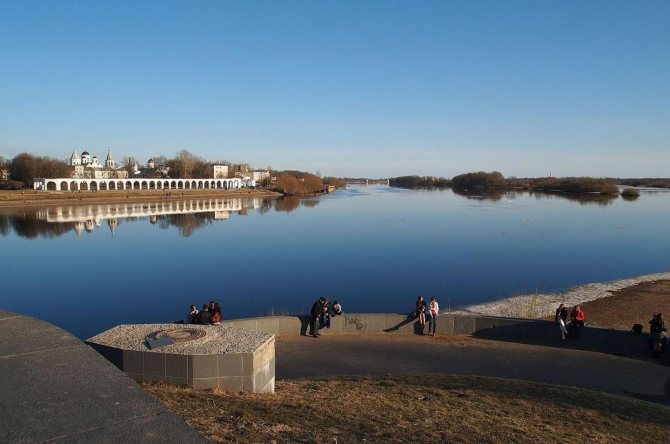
(429, 296, 439, 336)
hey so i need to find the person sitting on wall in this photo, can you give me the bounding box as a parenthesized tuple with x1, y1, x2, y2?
(210, 302, 222, 325)
(568, 305, 585, 340)
(188, 304, 199, 324)
(194, 304, 211, 325)
(330, 300, 343, 316)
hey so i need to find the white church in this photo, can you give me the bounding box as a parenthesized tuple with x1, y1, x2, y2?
(70, 149, 128, 179)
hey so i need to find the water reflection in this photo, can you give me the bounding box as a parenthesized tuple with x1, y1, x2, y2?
(451, 188, 618, 206)
(0, 196, 321, 239)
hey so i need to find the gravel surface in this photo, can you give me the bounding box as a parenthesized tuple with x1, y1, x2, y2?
(87, 323, 273, 354)
(462, 271, 670, 318)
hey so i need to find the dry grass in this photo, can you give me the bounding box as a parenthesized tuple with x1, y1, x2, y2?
(144, 375, 670, 443)
(499, 292, 546, 319)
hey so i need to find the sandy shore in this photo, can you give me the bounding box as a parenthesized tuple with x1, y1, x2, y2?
(0, 188, 282, 209)
(462, 271, 670, 319)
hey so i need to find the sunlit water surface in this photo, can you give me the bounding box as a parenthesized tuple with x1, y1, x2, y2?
(1, 185, 669, 338)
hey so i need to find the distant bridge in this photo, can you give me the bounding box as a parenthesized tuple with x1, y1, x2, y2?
(33, 177, 243, 192)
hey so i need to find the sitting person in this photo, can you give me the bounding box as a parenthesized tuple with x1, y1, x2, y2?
(194, 304, 211, 325)
(330, 300, 343, 316)
(187, 304, 199, 324)
(210, 302, 222, 325)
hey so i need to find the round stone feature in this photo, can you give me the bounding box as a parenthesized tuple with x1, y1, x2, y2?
(147, 328, 206, 343)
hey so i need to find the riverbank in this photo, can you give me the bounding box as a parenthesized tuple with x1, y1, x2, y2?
(0, 188, 282, 209)
(462, 272, 670, 325)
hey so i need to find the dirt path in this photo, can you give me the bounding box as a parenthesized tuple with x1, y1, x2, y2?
(276, 334, 670, 404)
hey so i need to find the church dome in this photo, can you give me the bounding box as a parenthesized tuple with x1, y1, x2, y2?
(82, 151, 90, 156)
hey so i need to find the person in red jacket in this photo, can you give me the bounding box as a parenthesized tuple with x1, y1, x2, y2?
(568, 305, 585, 340)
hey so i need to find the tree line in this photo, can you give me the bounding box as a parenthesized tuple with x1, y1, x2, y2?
(390, 171, 622, 195)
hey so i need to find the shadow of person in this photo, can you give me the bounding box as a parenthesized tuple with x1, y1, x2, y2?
(384, 313, 421, 333)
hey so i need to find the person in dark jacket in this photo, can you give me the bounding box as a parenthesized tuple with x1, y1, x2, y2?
(554, 303, 569, 340)
(194, 304, 211, 325)
(649, 313, 667, 357)
(310, 298, 325, 338)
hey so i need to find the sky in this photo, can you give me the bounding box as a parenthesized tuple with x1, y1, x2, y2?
(0, 0, 668, 178)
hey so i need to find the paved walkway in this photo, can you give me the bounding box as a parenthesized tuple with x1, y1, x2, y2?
(276, 334, 670, 404)
(0, 310, 206, 443)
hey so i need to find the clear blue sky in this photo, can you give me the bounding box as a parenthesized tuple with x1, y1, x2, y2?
(1, 0, 668, 177)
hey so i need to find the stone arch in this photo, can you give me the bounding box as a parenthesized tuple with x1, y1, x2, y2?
(170, 180, 176, 189)
(109, 181, 116, 191)
(125, 181, 132, 190)
(81, 182, 89, 191)
(70, 181, 79, 191)
(99, 181, 108, 191)
(90, 182, 98, 191)
(163, 181, 170, 189)
(191, 180, 197, 189)
(140, 181, 147, 190)
(177, 181, 183, 189)
(46, 181, 57, 191)
(204, 181, 210, 189)
(134, 181, 141, 189)
(60, 181, 69, 191)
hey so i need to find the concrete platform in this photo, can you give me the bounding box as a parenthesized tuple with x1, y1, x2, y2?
(0, 310, 207, 443)
(87, 323, 275, 393)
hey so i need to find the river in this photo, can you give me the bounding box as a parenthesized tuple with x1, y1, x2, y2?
(1, 185, 669, 339)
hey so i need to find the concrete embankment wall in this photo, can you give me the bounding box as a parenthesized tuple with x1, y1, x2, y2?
(0, 310, 207, 443)
(221, 313, 655, 360)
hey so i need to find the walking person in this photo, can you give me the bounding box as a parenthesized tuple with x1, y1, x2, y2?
(554, 303, 569, 340)
(429, 296, 439, 336)
(416, 295, 427, 334)
(568, 305, 585, 340)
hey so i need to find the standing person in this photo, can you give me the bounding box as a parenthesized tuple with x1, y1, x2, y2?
(194, 304, 211, 325)
(416, 295, 427, 334)
(322, 298, 331, 329)
(554, 304, 569, 340)
(569, 305, 585, 340)
(649, 313, 667, 358)
(310, 298, 324, 338)
(429, 296, 439, 336)
(187, 304, 199, 324)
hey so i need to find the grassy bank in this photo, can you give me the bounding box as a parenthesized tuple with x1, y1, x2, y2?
(144, 375, 669, 443)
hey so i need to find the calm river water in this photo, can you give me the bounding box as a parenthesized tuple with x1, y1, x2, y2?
(1, 185, 669, 339)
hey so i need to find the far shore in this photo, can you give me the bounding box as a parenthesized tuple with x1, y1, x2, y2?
(461, 271, 670, 320)
(0, 188, 283, 210)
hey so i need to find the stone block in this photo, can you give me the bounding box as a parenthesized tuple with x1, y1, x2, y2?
(218, 376, 244, 392)
(144, 352, 165, 378)
(122, 350, 143, 374)
(241, 353, 254, 376)
(453, 316, 476, 335)
(218, 354, 243, 377)
(436, 314, 454, 334)
(254, 357, 275, 392)
(166, 354, 188, 379)
(276, 316, 302, 336)
(361, 314, 386, 333)
(192, 354, 218, 379)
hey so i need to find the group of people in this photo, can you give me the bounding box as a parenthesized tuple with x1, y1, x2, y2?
(554, 303, 585, 340)
(187, 301, 222, 325)
(310, 297, 343, 337)
(414, 295, 440, 336)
